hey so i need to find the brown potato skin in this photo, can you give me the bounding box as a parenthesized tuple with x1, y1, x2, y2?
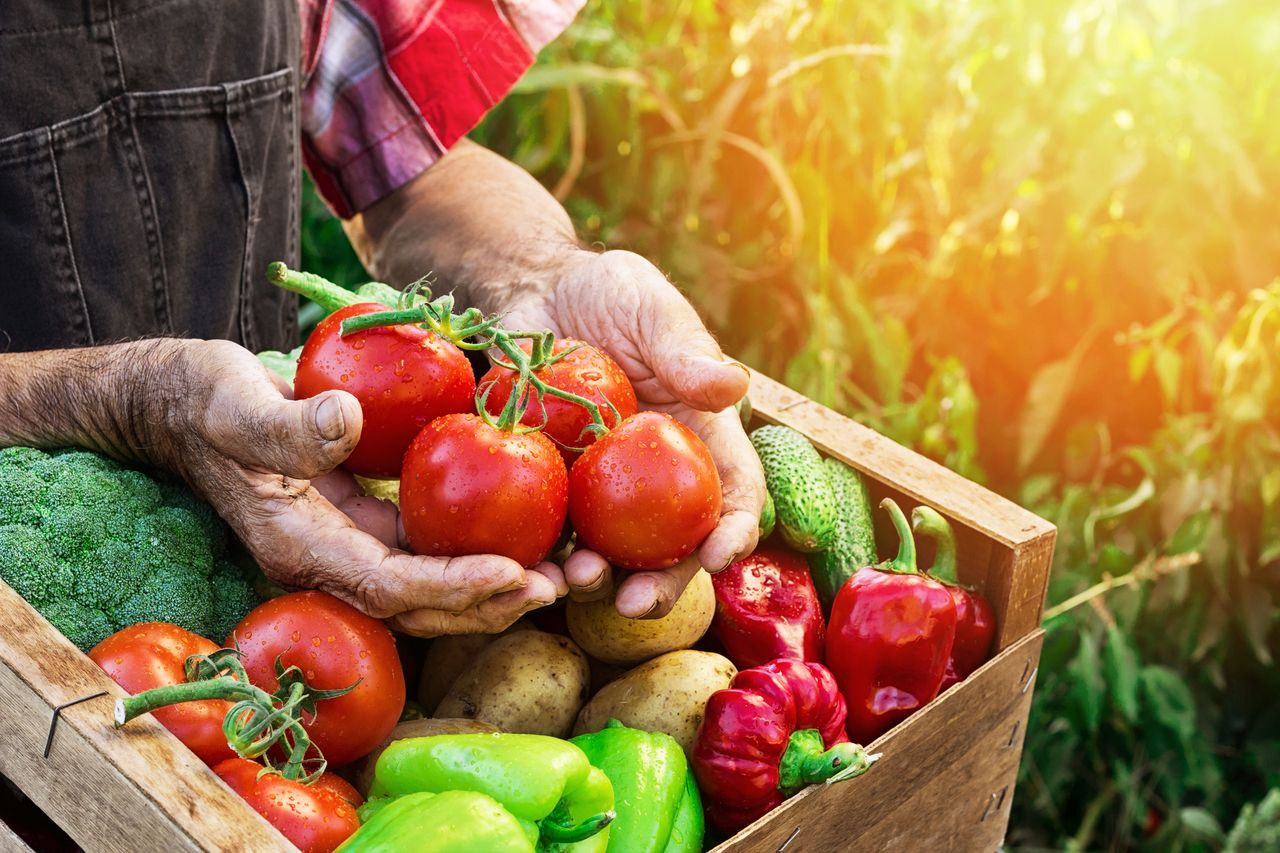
(567, 569, 716, 666)
(417, 619, 534, 712)
(434, 630, 591, 738)
(351, 718, 498, 795)
(572, 649, 737, 757)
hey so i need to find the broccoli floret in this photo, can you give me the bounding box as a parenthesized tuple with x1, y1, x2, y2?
(209, 560, 262, 642)
(0, 446, 50, 469)
(41, 599, 113, 652)
(0, 446, 263, 650)
(74, 539, 154, 610)
(132, 506, 215, 573)
(0, 464, 49, 525)
(115, 562, 216, 633)
(0, 524, 74, 602)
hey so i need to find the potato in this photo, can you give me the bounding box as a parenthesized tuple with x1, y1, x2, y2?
(572, 650, 736, 756)
(567, 569, 716, 665)
(351, 718, 497, 796)
(434, 630, 590, 737)
(418, 619, 533, 712)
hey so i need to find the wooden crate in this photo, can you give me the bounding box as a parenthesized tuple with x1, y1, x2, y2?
(0, 369, 1054, 852)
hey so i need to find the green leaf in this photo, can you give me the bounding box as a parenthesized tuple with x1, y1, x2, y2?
(1140, 665, 1197, 745)
(1103, 623, 1141, 725)
(1067, 632, 1106, 735)
(1153, 346, 1183, 405)
(1180, 807, 1225, 843)
(1017, 329, 1097, 471)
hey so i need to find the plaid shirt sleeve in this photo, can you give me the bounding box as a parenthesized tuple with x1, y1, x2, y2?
(298, 0, 583, 218)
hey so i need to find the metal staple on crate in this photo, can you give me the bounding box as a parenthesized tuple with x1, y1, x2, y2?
(44, 691, 108, 758)
(980, 787, 1008, 822)
(776, 826, 802, 852)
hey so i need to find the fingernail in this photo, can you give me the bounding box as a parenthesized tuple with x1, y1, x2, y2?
(638, 600, 661, 620)
(500, 579, 528, 594)
(314, 395, 346, 441)
(579, 571, 607, 593)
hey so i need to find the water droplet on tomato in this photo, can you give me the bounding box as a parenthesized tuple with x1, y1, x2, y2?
(290, 631, 301, 642)
(311, 637, 322, 647)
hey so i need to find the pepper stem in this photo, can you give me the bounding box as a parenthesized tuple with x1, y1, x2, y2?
(878, 498, 919, 575)
(538, 810, 616, 844)
(267, 262, 364, 314)
(777, 730, 876, 796)
(912, 505, 959, 585)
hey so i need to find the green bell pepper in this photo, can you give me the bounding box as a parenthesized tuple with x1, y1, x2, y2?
(570, 720, 705, 853)
(339, 791, 538, 853)
(368, 733, 615, 853)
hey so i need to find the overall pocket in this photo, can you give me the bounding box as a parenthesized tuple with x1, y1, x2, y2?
(0, 66, 298, 352)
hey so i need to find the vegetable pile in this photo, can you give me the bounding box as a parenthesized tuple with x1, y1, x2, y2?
(0, 263, 1003, 850)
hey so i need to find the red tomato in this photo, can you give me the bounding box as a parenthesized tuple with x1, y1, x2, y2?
(311, 772, 364, 808)
(569, 411, 722, 570)
(226, 592, 404, 767)
(400, 413, 569, 568)
(214, 758, 358, 853)
(294, 303, 475, 478)
(480, 338, 638, 463)
(89, 622, 236, 766)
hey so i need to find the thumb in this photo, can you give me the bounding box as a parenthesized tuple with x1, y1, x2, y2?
(642, 302, 750, 412)
(204, 382, 364, 479)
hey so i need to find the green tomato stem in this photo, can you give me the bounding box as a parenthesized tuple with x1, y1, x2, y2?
(267, 262, 364, 314)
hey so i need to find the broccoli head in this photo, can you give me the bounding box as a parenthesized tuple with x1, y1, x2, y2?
(0, 447, 262, 650)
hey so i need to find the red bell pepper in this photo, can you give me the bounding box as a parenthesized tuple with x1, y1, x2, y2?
(826, 499, 957, 745)
(912, 506, 995, 689)
(710, 544, 826, 669)
(691, 659, 876, 836)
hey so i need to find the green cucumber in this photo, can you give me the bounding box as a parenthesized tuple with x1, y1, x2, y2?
(808, 457, 877, 612)
(749, 425, 837, 552)
(759, 490, 776, 539)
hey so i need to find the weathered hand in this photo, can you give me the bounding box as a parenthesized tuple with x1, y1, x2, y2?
(149, 339, 560, 635)
(499, 249, 767, 617)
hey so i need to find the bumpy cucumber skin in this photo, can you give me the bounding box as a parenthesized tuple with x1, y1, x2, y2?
(749, 425, 837, 553)
(809, 457, 877, 611)
(758, 490, 777, 539)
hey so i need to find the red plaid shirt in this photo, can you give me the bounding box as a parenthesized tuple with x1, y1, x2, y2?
(298, 0, 582, 218)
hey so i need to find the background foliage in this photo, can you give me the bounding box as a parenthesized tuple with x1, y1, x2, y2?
(302, 0, 1280, 848)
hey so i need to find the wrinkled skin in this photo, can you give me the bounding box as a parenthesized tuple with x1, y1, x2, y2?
(69, 339, 563, 636)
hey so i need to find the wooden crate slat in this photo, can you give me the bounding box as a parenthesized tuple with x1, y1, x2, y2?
(0, 583, 292, 853)
(710, 630, 1044, 852)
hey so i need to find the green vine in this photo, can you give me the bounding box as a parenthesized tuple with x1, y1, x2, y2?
(114, 647, 357, 783)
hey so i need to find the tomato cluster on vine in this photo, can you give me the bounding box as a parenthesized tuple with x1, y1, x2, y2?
(291, 290, 721, 572)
